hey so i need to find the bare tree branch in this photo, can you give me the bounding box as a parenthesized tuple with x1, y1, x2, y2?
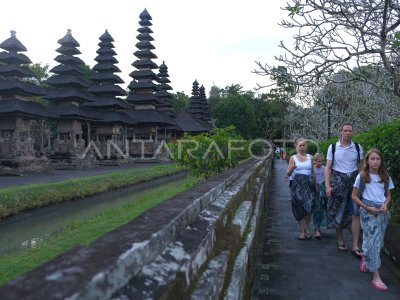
(254, 0, 400, 96)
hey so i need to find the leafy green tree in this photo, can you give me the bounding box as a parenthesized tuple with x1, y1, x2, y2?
(27, 63, 50, 90)
(210, 85, 258, 139)
(172, 91, 190, 113)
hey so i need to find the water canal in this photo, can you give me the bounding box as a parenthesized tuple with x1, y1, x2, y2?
(0, 171, 188, 255)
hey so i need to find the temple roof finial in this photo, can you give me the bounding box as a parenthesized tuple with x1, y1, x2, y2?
(10, 30, 16, 37)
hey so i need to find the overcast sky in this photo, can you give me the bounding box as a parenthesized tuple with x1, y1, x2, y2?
(1, 0, 293, 96)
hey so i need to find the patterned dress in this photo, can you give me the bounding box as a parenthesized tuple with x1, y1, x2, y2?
(291, 155, 316, 221)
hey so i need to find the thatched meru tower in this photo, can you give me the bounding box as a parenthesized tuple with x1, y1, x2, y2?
(198, 84, 212, 123)
(45, 29, 98, 161)
(84, 30, 135, 160)
(124, 8, 174, 156)
(0, 30, 52, 173)
(155, 61, 174, 116)
(188, 79, 202, 118)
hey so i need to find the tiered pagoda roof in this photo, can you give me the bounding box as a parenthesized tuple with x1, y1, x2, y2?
(45, 29, 97, 121)
(86, 29, 129, 111)
(198, 84, 212, 123)
(0, 30, 52, 118)
(188, 79, 203, 117)
(155, 61, 174, 116)
(126, 8, 160, 107)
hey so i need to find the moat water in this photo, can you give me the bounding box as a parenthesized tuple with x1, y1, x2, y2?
(0, 171, 188, 255)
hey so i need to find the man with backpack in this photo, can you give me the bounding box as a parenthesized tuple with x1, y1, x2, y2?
(325, 122, 364, 258)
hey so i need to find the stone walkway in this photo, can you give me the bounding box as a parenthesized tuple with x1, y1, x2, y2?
(251, 160, 400, 300)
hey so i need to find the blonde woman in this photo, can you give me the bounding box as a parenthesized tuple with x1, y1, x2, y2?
(287, 138, 316, 240)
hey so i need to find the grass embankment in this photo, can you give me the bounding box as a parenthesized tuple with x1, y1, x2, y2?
(0, 175, 197, 286)
(0, 163, 185, 219)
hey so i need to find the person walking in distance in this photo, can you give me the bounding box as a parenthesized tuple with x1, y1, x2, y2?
(351, 149, 394, 291)
(325, 122, 363, 256)
(287, 138, 316, 240)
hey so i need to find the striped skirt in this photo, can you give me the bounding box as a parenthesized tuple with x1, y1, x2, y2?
(291, 174, 316, 221)
(326, 170, 358, 229)
(360, 199, 389, 272)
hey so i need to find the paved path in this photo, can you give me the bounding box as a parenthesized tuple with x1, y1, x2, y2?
(0, 162, 170, 188)
(251, 160, 400, 300)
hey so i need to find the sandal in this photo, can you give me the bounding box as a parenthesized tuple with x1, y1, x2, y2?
(360, 256, 368, 273)
(315, 233, 322, 240)
(298, 234, 306, 240)
(306, 232, 312, 240)
(337, 243, 347, 251)
(351, 248, 363, 259)
(371, 280, 388, 291)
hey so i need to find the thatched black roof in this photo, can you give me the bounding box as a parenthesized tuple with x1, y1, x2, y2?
(0, 31, 27, 52)
(124, 108, 174, 126)
(92, 63, 121, 73)
(129, 70, 158, 80)
(91, 73, 124, 84)
(83, 97, 130, 110)
(136, 33, 155, 42)
(96, 110, 136, 125)
(0, 64, 35, 78)
(133, 50, 157, 59)
(47, 74, 90, 89)
(50, 65, 86, 76)
(174, 112, 212, 133)
(94, 55, 118, 64)
(96, 47, 117, 55)
(127, 81, 159, 91)
(126, 92, 160, 104)
(135, 41, 155, 50)
(132, 59, 158, 69)
(0, 79, 45, 96)
(89, 84, 126, 96)
(0, 51, 31, 64)
(57, 29, 80, 47)
(49, 105, 99, 120)
(55, 45, 81, 56)
(0, 99, 54, 118)
(45, 88, 94, 103)
(54, 55, 85, 66)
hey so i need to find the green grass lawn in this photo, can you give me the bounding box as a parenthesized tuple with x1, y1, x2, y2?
(0, 163, 185, 218)
(0, 175, 196, 286)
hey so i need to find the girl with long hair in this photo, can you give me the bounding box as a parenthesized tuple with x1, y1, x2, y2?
(351, 149, 394, 291)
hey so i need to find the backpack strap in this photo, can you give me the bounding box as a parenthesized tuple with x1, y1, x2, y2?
(384, 179, 389, 197)
(354, 142, 361, 163)
(331, 143, 336, 163)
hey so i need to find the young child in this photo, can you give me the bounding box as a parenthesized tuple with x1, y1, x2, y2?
(312, 153, 327, 239)
(351, 149, 394, 291)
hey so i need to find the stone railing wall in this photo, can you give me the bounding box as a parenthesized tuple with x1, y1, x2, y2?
(0, 156, 273, 300)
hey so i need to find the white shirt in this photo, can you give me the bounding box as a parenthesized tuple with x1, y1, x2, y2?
(326, 141, 363, 173)
(353, 174, 394, 204)
(314, 165, 325, 184)
(293, 154, 312, 176)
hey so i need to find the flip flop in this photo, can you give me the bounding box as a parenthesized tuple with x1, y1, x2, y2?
(352, 248, 363, 259)
(315, 233, 322, 240)
(306, 232, 312, 240)
(337, 243, 347, 251)
(298, 235, 306, 240)
(360, 256, 368, 273)
(371, 280, 388, 291)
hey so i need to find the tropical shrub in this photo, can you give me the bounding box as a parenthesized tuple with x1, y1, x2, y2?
(169, 126, 250, 179)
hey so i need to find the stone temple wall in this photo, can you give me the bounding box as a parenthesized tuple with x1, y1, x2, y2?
(0, 156, 273, 300)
